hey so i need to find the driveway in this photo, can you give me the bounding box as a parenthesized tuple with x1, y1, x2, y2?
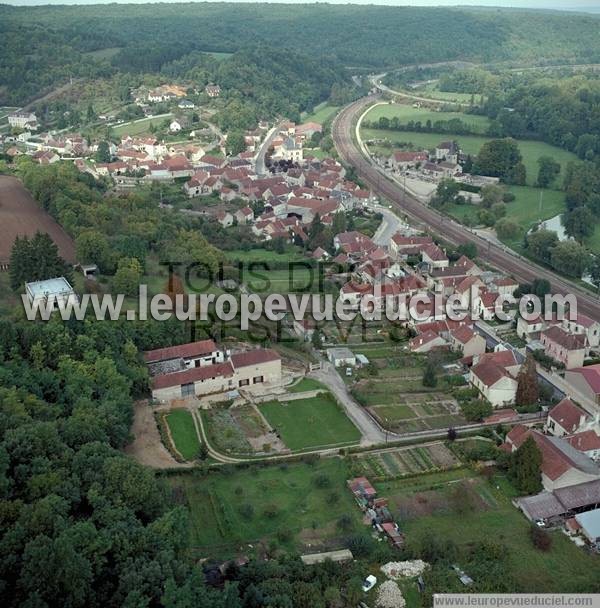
(309, 362, 387, 445)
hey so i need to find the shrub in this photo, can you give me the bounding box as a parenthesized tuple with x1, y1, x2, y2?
(530, 526, 552, 552)
(313, 473, 332, 488)
(239, 503, 254, 520)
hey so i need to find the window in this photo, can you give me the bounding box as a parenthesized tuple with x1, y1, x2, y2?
(253, 376, 264, 384)
(239, 379, 249, 387)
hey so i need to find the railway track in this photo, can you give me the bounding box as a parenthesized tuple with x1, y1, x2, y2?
(332, 96, 600, 320)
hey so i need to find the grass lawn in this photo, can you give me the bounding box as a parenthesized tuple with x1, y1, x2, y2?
(364, 103, 491, 134)
(246, 267, 320, 294)
(112, 114, 172, 137)
(446, 186, 566, 230)
(225, 248, 309, 264)
(287, 377, 328, 393)
(361, 127, 577, 187)
(301, 102, 339, 124)
(165, 409, 200, 460)
(382, 470, 600, 592)
(259, 395, 361, 450)
(169, 459, 363, 555)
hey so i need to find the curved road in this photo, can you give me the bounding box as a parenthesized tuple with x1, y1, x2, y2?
(332, 95, 600, 320)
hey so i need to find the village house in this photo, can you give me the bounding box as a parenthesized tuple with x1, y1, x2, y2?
(234, 207, 254, 224)
(25, 277, 78, 311)
(449, 325, 487, 359)
(566, 431, 600, 461)
(545, 398, 588, 437)
(540, 325, 586, 369)
(8, 111, 38, 130)
(409, 330, 447, 354)
(205, 84, 221, 98)
(435, 141, 460, 164)
(389, 150, 428, 172)
(469, 349, 520, 407)
(503, 426, 600, 492)
(564, 364, 600, 406)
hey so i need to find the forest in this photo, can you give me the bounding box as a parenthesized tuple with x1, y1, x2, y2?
(2, 3, 600, 105)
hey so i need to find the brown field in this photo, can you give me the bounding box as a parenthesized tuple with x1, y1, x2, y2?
(0, 175, 76, 265)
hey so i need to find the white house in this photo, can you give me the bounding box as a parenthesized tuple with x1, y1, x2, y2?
(469, 350, 520, 407)
(545, 398, 587, 437)
(327, 347, 356, 367)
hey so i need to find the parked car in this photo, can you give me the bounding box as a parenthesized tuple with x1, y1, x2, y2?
(362, 575, 377, 592)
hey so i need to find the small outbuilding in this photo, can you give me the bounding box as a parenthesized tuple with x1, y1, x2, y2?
(575, 508, 600, 544)
(327, 347, 356, 367)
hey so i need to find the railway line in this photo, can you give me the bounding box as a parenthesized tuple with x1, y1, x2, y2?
(332, 96, 600, 320)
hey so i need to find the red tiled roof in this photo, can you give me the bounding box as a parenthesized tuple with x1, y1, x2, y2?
(451, 325, 476, 345)
(566, 430, 600, 452)
(548, 398, 586, 433)
(567, 364, 600, 394)
(542, 325, 586, 351)
(144, 339, 217, 363)
(230, 349, 280, 368)
(152, 361, 234, 389)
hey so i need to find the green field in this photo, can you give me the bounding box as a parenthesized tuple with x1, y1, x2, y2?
(365, 103, 490, 133)
(258, 395, 361, 450)
(301, 102, 339, 125)
(225, 248, 310, 263)
(361, 127, 577, 187)
(169, 459, 362, 555)
(382, 471, 600, 592)
(372, 404, 417, 421)
(165, 409, 200, 460)
(446, 185, 566, 231)
(246, 267, 321, 294)
(112, 114, 173, 137)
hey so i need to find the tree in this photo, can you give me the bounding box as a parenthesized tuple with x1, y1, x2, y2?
(589, 257, 600, 293)
(422, 362, 437, 388)
(457, 242, 477, 259)
(515, 354, 538, 406)
(562, 206, 595, 241)
(537, 156, 561, 188)
(550, 240, 590, 277)
(75, 229, 114, 273)
(95, 141, 111, 163)
(495, 218, 520, 240)
(430, 178, 462, 207)
(480, 184, 504, 209)
(226, 130, 246, 156)
(473, 138, 524, 183)
(112, 257, 143, 296)
(510, 436, 542, 494)
(525, 229, 559, 264)
(9, 232, 72, 290)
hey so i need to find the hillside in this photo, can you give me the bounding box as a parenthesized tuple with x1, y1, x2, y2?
(1, 3, 600, 104)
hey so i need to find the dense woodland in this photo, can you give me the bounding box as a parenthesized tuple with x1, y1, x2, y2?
(2, 3, 600, 107)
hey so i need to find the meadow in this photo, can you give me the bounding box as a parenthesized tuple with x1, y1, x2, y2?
(169, 458, 363, 556)
(258, 394, 361, 451)
(365, 103, 490, 134)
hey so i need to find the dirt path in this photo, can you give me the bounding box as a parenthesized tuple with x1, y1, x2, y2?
(124, 400, 192, 469)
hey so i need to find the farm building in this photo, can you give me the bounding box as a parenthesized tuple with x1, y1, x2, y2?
(147, 341, 282, 401)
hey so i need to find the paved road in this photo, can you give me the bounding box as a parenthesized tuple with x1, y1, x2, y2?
(332, 95, 600, 321)
(309, 362, 387, 445)
(372, 206, 407, 247)
(255, 122, 284, 176)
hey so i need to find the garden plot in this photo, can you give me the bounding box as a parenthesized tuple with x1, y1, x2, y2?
(353, 443, 460, 481)
(368, 392, 465, 433)
(204, 403, 287, 456)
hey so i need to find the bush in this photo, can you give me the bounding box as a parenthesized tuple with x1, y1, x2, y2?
(337, 514, 353, 531)
(239, 503, 254, 520)
(313, 473, 332, 488)
(530, 526, 552, 552)
(263, 504, 279, 518)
